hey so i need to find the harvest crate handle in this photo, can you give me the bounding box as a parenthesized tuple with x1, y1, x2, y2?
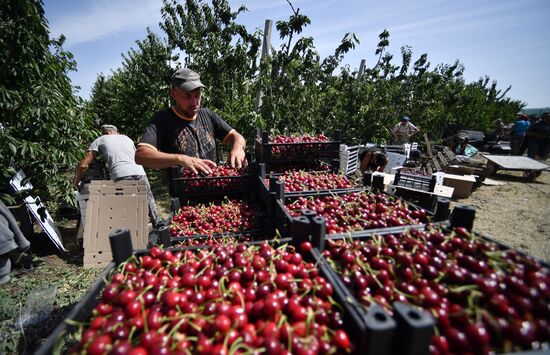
(449, 205, 476, 231)
(363, 171, 373, 187)
(372, 174, 385, 192)
(170, 197, 181, 212)
(290, 216, 310, 246)
(391, 302, 435, 355)
(433, 197, 451, 222)
(158, 226, 170, 248)
(109, 229, 133, 265)
(310, 216, 326, 252)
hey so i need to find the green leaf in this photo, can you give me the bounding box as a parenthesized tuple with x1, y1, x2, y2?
(8, 143, 17, 155)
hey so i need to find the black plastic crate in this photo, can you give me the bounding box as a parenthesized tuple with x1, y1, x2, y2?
(38, 234, 377, 355)
(385, 187, 452, 219)
(165, 198, 270, 243)
(311, 220, 550, 355)
(260, 159, 339, 175)
(150, 222, 270, 248)
(392, 169, 439, 192)
(258, 168, 364, 217)
(254, 130, 341, 165)
(261, 171, 363, 196)
(274, 189, 433, 238)
(167, 164, 258, 202)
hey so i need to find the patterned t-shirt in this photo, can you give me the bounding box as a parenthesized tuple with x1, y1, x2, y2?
(139, 107, 234, 162)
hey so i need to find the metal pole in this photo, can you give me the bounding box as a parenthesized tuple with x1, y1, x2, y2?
(255, 20, 273, 112)
(357, 59, 366, 79)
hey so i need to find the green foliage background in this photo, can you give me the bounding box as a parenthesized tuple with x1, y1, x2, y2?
(1, 0, 524, 206)
(88, 0, 523, 146)
(1, 0, 96, 205)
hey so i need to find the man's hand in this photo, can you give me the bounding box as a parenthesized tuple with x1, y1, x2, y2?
(178, 155, 217, 175)
(227, 147, 247, 169)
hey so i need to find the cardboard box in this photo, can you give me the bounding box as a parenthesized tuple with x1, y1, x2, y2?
(443, 173, 477, 199)
(83, 180, 148, 268)
(445, 165, 486, 177)
(445, 165, 475, 175)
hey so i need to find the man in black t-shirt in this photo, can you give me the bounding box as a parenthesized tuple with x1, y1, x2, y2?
(136, 68, 247, 174)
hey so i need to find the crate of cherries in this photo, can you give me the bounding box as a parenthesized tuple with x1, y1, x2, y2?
(42, 240, 385, 355)
(255, 131, 340, 163)
(277, 191, 430, 237)
(168, 199, 262, 241)
(264, 170, 360, 194)
(168, 164, 256, 198)
(320, 226, 550, 354)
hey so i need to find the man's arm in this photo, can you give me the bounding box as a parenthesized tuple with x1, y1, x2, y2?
(135, 144, 216, 174)
(391, 125, 401, 141)
(224, 131, 247, 168)
(74, 151, 97, 188)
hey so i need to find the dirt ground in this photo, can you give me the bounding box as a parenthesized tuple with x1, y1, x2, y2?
(452, 167, 550, 263)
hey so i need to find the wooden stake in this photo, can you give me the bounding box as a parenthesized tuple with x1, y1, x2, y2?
(423, 133, 433, 158)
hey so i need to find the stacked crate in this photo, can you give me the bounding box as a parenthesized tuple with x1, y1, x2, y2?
(37, 128, 550, 355)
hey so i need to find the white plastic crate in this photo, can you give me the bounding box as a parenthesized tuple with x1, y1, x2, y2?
(339, 144, 375, 175)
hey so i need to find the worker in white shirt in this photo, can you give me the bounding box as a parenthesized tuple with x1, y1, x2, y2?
(392, 115, 420, 144)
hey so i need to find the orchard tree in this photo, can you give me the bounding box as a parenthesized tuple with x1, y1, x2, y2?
(88, 0, 525, 150)
(86, 29, 173, 141)
(0, 0, 95, 204)
(258, 1, 359, 134)
(160, 0, 261, 141)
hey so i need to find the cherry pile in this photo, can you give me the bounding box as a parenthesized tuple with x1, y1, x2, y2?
(267, 134, 332, 160)
(72, 242, 354, 354)
(176, 165, 252, 194)
(267, 160, 332, 174)
(266, 171, 356, 192)
(322, 227, 550, 354)
(173, 235, 254, 248)
(270, 133, 330, 144)
(285, 191, 428, 233)
(169, 200, 259, 237)
(398, 168, 431, 176)
(179, 165, 250, 178)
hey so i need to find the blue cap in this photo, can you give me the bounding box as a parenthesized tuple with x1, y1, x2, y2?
(401, 115, 410, 121)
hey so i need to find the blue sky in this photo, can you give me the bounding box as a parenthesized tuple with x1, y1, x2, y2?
(43, 0, 550, 108)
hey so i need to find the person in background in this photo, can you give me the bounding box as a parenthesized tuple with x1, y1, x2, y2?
(391, 115, 420, 144)
(527, 112, 550, 160)
(493, 118, 505, 138)
(0, 199, 31, 284)
(448, 133, 479, 157)
(359, 149, 388, 174)
(510, 113, 530, 155)
(449, 133, 468, 155)
(74, 124, 159, 226)
(519, 115, 540, 155)
(135, 68, 247, 175)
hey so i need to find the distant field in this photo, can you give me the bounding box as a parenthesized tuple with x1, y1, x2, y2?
(523, 107, 550, 115)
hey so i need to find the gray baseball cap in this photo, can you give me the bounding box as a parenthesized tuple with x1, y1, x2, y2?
(171, 68, 206, 92)
(101, 124, 117, 134)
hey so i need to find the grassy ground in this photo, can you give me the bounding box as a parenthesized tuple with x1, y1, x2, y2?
(0, 228, 102, 354)
(0, 169, 171, 354)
